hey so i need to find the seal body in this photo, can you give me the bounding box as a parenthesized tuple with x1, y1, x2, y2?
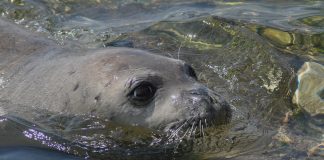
(0, 18, 230, 130)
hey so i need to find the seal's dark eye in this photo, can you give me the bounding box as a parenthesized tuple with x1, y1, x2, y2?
(184, 64, 197, 80)
(128, 82, 156, 106)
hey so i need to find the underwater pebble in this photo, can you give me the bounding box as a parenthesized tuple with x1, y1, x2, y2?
(293, 62, 324, 116)
(308, 142, 324, 157)
(273, 126, 293, 144)
(260, 28, 293, 46)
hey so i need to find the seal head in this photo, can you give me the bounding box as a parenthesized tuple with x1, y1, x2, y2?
(1, 48, 231, 131)
(81, 48, 231, 130)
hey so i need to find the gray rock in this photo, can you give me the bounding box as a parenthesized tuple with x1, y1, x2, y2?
(293, 62, 324, 116)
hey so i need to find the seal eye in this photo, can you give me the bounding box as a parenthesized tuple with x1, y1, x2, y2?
(129, 82, 156, 106)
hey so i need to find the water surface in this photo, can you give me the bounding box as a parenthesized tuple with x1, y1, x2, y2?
(0, 0, 323, 159)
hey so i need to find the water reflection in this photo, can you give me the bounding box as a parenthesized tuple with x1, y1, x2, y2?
(23, 129, 70, 152)
(298, 15, 324, 28)
(254, 25, 324, 57)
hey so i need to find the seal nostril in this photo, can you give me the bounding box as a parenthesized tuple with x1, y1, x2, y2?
(208, 96, 214, 103)
(94, 94, 101, 103)
(73, 83, 79, 91)
(190, 91, 198, 95)
(184, 63, 197, 80)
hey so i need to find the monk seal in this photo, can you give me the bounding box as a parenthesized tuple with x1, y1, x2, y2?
(0, 18, 230, 132)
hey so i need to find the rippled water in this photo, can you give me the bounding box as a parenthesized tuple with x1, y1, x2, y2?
(0, 0, 323, 159)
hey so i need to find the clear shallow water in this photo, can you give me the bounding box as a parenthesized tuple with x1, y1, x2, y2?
(0, 0, 323, 159)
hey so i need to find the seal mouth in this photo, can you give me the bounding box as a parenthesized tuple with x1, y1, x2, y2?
(164, 116, 215, 142)
(163, 92, 232, 142)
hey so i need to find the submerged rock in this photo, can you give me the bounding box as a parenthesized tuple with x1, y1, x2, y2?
(293, 62, 324, 116)
(308, 142, 324, 157)
(258, 28, 293, 46)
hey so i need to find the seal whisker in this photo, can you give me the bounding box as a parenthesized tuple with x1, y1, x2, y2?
(193, 125, 197, 138)
(210, 118, 215, 127)
(183, 119, 195, 139)
(202, 125, 205, 139)
(188, 121, 195, 138)
(175, 120, 187, 132)
(205, 118, 208, 128)
(176, 130, 189, 153)
(180, 127, 190, 142)
(167, 132, 176, 142)
(173, 125, 190, 154)
(168, 129, 179, 141)
(167, 120, 188, 141)
(199, 119, 202, 137)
